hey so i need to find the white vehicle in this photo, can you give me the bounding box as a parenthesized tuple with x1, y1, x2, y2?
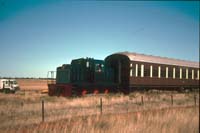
(0, 79, 20, 93)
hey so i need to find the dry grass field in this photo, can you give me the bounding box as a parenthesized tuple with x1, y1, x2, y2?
(5, 106, 199, 133)
(0, 79, 199, 133)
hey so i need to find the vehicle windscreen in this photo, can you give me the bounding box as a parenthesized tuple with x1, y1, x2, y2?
(9, 81, 17, 84)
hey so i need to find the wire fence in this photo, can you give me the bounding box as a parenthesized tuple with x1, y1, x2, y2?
(0, 92, 199, 129)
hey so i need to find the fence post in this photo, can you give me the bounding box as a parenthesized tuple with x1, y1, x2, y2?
(100, 98, 102, 114)
(126, 100, 129, 113)
(148, 96, 150, 102)
(141, 96, 144, 105)
(21, 102, 24, 107)
(42, 100, 44, 122)
(171, 94, 173, 106)
(194, 94, 196, 106)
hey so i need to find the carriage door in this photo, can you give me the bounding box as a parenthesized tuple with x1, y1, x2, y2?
(117, 59, 129, 87)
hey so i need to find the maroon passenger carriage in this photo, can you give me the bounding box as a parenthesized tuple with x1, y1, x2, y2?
(105, 52, 199, 93)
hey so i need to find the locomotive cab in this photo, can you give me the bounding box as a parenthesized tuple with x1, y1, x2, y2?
(71, 58, 105, 83)
(70, 57, 106, 95)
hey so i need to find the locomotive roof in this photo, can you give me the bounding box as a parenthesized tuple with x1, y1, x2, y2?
(115, 52, 199, 68)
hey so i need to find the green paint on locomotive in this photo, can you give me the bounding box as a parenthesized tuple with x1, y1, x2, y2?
(70, 58, 106, 83)
(56, 64, 71, 84)
(56, 57, 116, 88)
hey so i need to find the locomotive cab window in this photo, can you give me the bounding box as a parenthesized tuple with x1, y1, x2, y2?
(95, 64, 104, 72)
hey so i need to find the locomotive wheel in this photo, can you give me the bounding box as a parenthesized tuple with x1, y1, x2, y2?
(104, 89, 109, 94)
(82, 90, 87, 96)
(93, 89, 99, 94)
(71, 90, 78, 97)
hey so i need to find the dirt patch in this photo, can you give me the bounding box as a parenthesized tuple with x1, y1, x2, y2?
(16, 79, 48, 91)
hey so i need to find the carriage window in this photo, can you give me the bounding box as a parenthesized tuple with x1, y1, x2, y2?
(150, 65, 153, 78)
(197, 70, 199, 80)
(179, 68, 182, 79)
(135, 64, 138, 77)
(130, 69, 133, 77)
(166, 67, 168, 78)
(186, 68, 188, 79)
(192, 70, 194, 79)
(173, 67, 176, 79)
(141, 64, 144, 77)
(158, 66, 161, 78)
(130, 63, 134, 77)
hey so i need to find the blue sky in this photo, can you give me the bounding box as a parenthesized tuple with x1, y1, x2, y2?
(0, 1, 199, 78)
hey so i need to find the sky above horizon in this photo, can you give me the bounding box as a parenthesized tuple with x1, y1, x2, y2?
(0, 1, 199, 78)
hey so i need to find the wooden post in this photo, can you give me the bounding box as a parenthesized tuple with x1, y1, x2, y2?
(148, 96, 150, 102)
(126, 101, 129, 113)
(100, 98, 102, 114)
(21, 102, 23, 107)
(141, 96, 143, 105)
(194, 94, 196, 106)
(171, 94, 173, 106)
(42, 100, 44, 122)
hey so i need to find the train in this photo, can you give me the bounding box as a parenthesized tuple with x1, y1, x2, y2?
(47, 52, 199, 97)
